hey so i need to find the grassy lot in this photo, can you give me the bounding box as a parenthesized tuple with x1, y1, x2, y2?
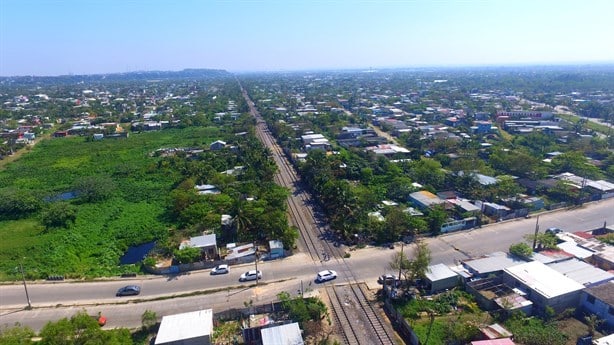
(557, 113, 612, 134)
(0, 127, 222, 280)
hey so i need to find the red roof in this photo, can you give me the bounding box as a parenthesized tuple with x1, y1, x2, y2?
(573, 231, 593, 239)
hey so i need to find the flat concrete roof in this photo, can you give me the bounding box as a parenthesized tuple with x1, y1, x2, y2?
(504, 261, 584, 299)
(155, 309, 213, 344)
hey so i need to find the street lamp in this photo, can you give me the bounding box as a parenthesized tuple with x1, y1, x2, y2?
(19, 262, 32, 310)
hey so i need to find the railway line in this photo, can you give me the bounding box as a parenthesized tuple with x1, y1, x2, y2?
(240, 83, 399, 344)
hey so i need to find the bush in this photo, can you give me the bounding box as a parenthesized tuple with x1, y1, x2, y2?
(509, 242, 533, 258)
(40, 202, 77, 229)
(0, 188, 41, 220)
(173, 246, 201, 264)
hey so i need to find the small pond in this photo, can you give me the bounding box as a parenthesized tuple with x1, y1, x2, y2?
(120, 241, 156, 265)
(45, 191, 78, 202)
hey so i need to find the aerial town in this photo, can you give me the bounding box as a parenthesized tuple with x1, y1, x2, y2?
(0, 65, 613, 345)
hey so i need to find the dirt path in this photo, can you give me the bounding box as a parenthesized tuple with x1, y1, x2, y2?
(0, 132, 51, 170)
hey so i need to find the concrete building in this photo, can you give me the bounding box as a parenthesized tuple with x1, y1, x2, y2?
(503, 261, 585, 313)
(179, 234, 218, 260)
(425, 263, 459, 294)
(462, 252, 526, 278)
(155, 309, 213, 345)
(268, 240, 284, 259)
(580, 282, 614, 328)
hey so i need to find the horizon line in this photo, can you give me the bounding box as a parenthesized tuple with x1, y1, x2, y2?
(2, 60, 614, 78)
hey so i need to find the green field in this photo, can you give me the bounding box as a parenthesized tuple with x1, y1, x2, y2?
(0, 127, 222, 280)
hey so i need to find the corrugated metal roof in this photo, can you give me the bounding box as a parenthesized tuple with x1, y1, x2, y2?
(155, 309, 212, 344)
(190, 234, 217, 248)
(547, 258, 613, 286)
(426, 263, 457, 281)
(463, 252, 526, 275)
(261, 322, 304, 345)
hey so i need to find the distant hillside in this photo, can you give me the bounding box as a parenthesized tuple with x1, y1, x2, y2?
(0, 68, 232, 85)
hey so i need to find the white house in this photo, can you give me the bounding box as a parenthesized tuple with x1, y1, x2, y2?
(155, 309, 213, 345)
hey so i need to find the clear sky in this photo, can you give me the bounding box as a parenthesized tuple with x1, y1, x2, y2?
(1, 0, 613, 76)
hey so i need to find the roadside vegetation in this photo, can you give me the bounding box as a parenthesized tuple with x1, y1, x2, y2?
(0, 89, 296, 280)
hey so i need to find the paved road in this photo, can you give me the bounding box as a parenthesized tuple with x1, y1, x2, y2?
(1, 199, 612, 331)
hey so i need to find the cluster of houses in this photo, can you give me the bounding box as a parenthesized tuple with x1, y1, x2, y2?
(416, 226, 614, 344)
(153, 308, 305, 345)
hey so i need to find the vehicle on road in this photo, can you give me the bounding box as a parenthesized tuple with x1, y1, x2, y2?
(116, 285, 141, 297)
(546, 227, 562, 235)
(210, 264, 229, 275)
(239, 270, 262, 282)
(378, 274, 400, 286)
(316, 270, 337, 283)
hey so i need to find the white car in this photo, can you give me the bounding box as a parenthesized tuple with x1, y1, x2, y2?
(210, 264, 229, 275)
(316, 270, 337, 283)
(239, 270, 262, 282)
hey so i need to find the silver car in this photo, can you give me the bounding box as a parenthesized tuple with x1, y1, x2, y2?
(239, 270, 262, 282)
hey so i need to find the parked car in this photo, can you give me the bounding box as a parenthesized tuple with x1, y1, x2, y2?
(316, 270, 337, 283)
(210, 264, 229, 275)
(116, 285, 141, 297)
(378, 274, 400, 286)
(546, 227, 562, 235)
(239, 270, 262, 282)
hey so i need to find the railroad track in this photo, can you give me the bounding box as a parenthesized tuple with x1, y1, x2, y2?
(239, 83, 398, 344)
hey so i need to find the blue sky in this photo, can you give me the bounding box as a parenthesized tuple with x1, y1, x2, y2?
(1, 0, 613, 76)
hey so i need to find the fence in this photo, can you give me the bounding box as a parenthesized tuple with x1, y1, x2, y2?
(382, 298, 420, 345)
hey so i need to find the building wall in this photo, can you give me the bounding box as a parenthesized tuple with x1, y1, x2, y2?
(580, 291, 614, 327)
(502, 272, 581, 313)
(428, 276, 459, 294)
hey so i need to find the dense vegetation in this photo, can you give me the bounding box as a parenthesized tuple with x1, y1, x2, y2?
(0, 115, 296, 279)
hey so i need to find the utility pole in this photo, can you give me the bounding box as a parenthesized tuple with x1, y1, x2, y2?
(19, 262, 31, 310)
(254, 242, 259, 288)
(532, 215, 540, 250)
(398, 242, 404, 282)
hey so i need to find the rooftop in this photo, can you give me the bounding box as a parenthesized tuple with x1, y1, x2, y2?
(504, 261, 585, 299)
(260, 322, 304, 345)
(463, 252, 526, 276)
(547, 258, 613, 286)
(426, 263, 458, 282)
(155, 309, 213, 344)
(584, 281, 614, 306)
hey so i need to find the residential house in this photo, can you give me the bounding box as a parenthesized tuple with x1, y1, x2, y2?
(480, 202, 511, 219)
(225, 243, 256, 264)
(261, 322, 304, 345)
(209, 140, 226, 151)
(546, 258, 613, 287)
(179, 234, 218, 260)
(195, 184, 221, 195)
(502, 261, 585, 313)
(580, 282, 614, 328)
(409, 191, 447, 210)
(155, 309, 213, 345)
(268, 240, 284, 259)
(462, 252, 526, 279)
(425, 263, 459, 294)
